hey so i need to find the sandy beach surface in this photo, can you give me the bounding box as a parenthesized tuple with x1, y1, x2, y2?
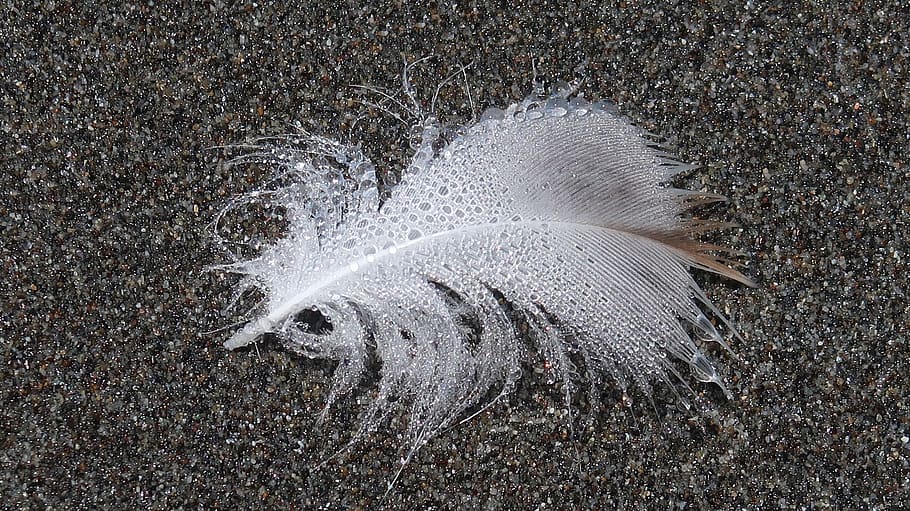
(3, 2, 908, 509)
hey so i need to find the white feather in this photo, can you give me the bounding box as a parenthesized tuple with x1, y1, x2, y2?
(217, 90, 753, 455)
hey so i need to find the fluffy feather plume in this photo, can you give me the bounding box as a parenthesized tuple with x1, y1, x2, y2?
(216, 87, 753, 460)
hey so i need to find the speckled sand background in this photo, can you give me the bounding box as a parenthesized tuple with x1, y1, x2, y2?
(3, 2, 908, 509)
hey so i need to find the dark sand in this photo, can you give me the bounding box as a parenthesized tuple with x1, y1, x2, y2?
(3, 2, 908, 509)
